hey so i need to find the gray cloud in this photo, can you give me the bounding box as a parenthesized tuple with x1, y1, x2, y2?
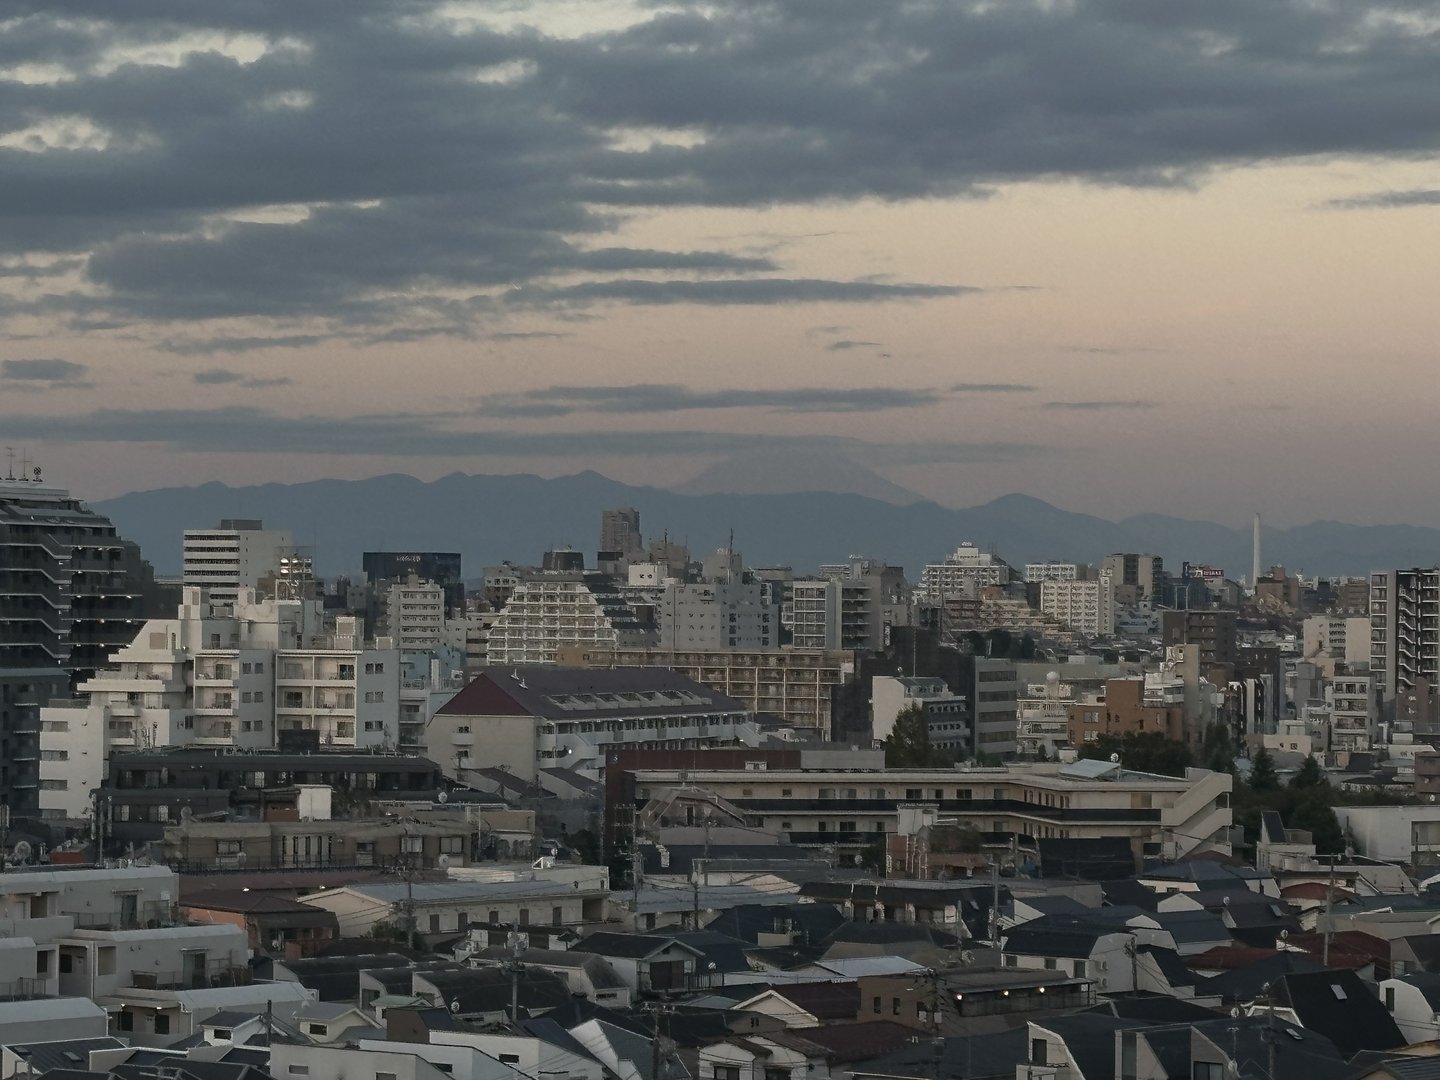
(1041, 399, 1158, 410)
(477, 383, 947, 418)
(1, 358, 91, 386)
(158, 335, 333, 356)
(0, 405, 1053, 466)
(1325, 189, 1440, 210)
(951, 383, 1038, 393)
(193, 369, 294, 389)
(825, 340, 884, 351)
(1, 0, 1434, 338)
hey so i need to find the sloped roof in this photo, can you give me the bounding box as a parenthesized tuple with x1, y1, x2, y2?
(740, 981, 859, 1021)
(1274, 969, 1405, 1058)
(573, 931, 704, 960)
(789, 1021, 916, 1063)
(439, 666, 744, 720)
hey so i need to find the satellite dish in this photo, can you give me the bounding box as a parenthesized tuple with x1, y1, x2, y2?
(11, 841, 32, 863)
(1279, 929, 1289, 940)
(437, 854, 451, 870)
(960, 951, 976, 965)
(449, 1000, 461, 1014)
(437, 790, 449, 804)
(1109, 753, 1120, 763)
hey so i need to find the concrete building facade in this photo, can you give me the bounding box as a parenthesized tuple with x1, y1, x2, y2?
(182, 520, 294, 606)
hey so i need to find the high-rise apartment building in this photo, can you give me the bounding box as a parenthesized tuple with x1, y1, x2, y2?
(486, 571, 653, 664)
(1370, 569, 1440, 701)
(37, 587, 402, 823)
(1024, 563, 1080, 583)
(2, 474, 150, 818)
(362, 551, 463, 615)
(183, 519, 294, 605)
(656, 581, 778, 650)
(919, 543, 1011, 600)
(1038, 573, 1116, 637)
(382, 576, 447, 649)
(1160, 609, 1238, 667)
(599, 507, 643, 557)
(1102, 553, 1163, 603)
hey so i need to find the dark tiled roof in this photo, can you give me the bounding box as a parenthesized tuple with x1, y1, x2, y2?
(575, 932, 700, 959)
(7, 1039, 127, 1075)
(439, 666, 744, 720)
(1274, 969, 1405, 1058)
(751, 981, 860, 1021)
(1198, 951, 1326, 1002)
(704, 903, 846, 946)
(791, 1021, 916, 1063)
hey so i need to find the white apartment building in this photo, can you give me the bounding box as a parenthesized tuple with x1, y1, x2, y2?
(38, 588, 401, 822)
(870, 675, 967, 749)
(656, 581, 779, 650)
(182, 519, 295, 605)
(919, 543, 1012, 600)
(1039, 573, 1116, 637)
(1015, 672, 1076, 758)
(384, 577, 446, 649)
(1330, 672, 1377, 753)
(486, 572, 653, 665)
(791, 577, 882, 651)
(1302, 615, 1374, 668)
(1025, 563, 1080, 583)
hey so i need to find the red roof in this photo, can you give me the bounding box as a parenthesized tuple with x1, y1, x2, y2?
(437, 672, 527, 716)
(1187, 945, 1280, 970)
(1286, 930, 1389, 968)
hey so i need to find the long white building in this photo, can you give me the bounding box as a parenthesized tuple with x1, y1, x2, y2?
(37, 588, 401, 822)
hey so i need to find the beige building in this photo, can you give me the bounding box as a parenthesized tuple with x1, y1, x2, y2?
(558, 644, 850, 733)
(1039, 572, 1115, 637)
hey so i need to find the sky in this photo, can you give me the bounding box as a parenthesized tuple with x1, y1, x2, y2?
(1, 0, 1439, 526)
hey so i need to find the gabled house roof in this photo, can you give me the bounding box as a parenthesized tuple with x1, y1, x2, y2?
(1002, 914, 1127, 958)
(573, 932, 705, 960)
(734, 981, 860, 1022)
(438, 666, 745, 721)
(1273, 969, 1405, 1058)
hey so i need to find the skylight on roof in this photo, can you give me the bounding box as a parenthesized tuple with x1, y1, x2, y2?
(1331, 984, 1347, 1000)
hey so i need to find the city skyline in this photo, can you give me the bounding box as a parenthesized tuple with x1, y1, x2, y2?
(2, 1, 1439, 526)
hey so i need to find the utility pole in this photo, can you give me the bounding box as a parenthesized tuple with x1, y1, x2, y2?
(691, 871, 701, 930)
(1323, 853, 1336, 967)
(989, 858, 1000, 949)
(506, 926, 525, 1024)
(648, 999, 672, 1080)
(703, 814, 712, 886)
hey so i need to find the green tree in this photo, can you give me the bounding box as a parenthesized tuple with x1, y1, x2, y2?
(1201, 722, 1236, 773)
(1288, 791, 1345, 854)
(1078, 732, 1192, 778)
(882, 704, 953, 768)
(1291, 755, 1326, 791)
(568, 828, 601, 866)
(1247, 746, 1279, 792)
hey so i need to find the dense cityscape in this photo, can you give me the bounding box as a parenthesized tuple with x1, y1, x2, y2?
(2, 465, 1439, 1080)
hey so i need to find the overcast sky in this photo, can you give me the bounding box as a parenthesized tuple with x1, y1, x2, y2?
(2, 0, 1438, 525)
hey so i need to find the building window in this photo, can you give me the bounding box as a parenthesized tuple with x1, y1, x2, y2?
(117, 1011, 133, 1032)
(714, 1069, 741, 1080)
(892, 997, 901, 1015)
(873, 996, 881, 1014)
(1031, 1039, 1048, 1066)
(154, 1013, 171, 1035)
(308, 1023, 328, 1036)
(365, 690, 385, 703)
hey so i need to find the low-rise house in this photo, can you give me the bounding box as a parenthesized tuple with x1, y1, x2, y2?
(0, 998, 110, 1045)
(1379, 972, 1440, 1044)
(107, 977, 316, 1047)
(274, 952, 427, 1003)
(294, 1001, 377, 1044)
(731, 983, 860, 1029)
(0, 1036, 127, 1079)
(1000, 916, 1139, 994)
(1254, 969, 1405, 1059)
(298, 878, 607, 938)
(569, 933, 705, 994)
(178, 890, 339, 959)
(698, 1033, 831, 1080)
(413, 967, 572, 1023)
(471, 947, 631, 1007)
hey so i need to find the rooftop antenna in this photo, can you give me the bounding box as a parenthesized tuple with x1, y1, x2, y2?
(3, 447, 13, 481)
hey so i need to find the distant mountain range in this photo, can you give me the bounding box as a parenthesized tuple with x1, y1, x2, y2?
(93, 470, 1440, 579)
